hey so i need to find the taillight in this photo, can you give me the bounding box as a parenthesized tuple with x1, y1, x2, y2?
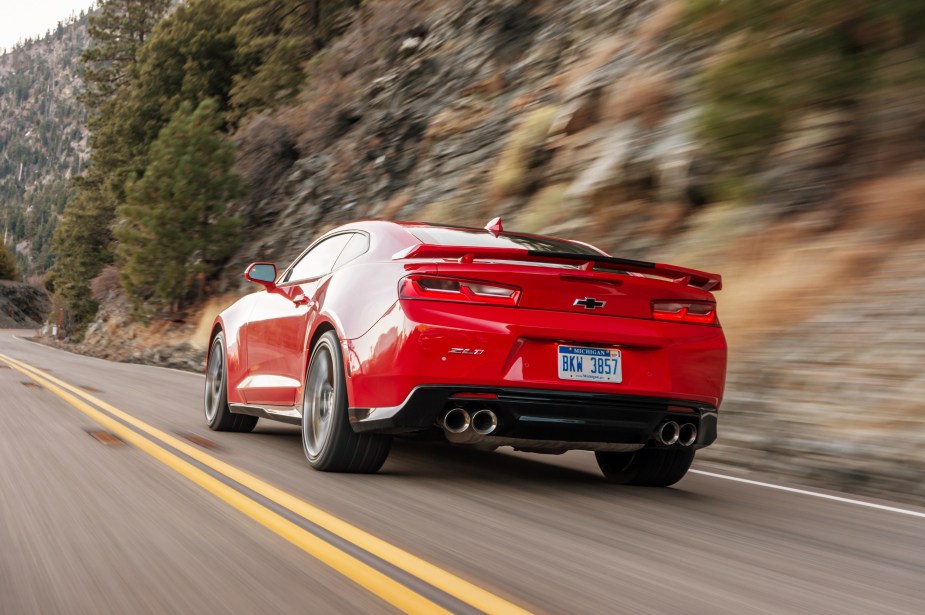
(652, 301, 717, 325)
(399, 275, 521, 306)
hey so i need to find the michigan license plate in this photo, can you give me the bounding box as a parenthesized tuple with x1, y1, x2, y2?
(557, 346, 622, 383)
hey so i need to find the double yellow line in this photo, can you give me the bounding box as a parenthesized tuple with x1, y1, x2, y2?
(0, 352, 532, 615)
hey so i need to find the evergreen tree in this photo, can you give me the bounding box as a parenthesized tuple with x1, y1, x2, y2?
(49, 177, 114, 321)
(80, 0, 172, 111)
(53, 0, 170, 322)
(116, 99, 243, 312)
(0, 243, 18, 281)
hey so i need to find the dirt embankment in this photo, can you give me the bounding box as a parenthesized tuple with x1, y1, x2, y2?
(0, 281, 49, 328)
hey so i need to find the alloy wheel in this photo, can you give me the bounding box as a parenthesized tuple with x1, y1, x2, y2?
(205, 341, 225, 423)
(303, 345, 336, 458)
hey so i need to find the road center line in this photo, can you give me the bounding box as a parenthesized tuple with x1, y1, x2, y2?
(0, 352, 533, 615)
(690, 470, 925, 519)
(0, 354, 448, 615)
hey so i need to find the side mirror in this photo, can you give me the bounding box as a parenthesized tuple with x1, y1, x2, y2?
(245, 262, 277, 290)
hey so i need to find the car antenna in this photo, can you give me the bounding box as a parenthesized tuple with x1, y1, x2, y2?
(485, 217, 503, 237)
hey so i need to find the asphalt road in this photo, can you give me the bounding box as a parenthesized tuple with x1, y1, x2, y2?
(1, 330, 923, 615)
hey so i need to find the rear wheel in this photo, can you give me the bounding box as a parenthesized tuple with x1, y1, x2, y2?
(595, 448, 694, 487)
(302, 331, 391, 473)
(204, 332, 258, 433)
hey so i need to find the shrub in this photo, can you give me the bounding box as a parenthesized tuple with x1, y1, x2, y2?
(0, 243, 18, 281)
(686, 0, 925, 180)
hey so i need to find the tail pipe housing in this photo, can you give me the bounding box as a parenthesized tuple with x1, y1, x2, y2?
(442, 407, 470, 434)
(471, 409, 498, 435)
(653, 421, 680, 446)
(678, 423, 698, 447)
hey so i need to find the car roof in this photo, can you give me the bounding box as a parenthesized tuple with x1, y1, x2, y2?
(334, 219, 604, 254)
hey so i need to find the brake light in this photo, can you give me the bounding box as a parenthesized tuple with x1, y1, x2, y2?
(652, 301, 717, 325)
(399, 276, 521, 306)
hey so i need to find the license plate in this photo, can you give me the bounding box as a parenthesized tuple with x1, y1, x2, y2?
(557, 345, 622, 383)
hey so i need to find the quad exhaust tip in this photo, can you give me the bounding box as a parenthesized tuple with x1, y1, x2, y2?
(678, 423, 697, 447)
(471, 409, 498, 435)
(654, 421, 680, 446)
(443, 407, 470, 433)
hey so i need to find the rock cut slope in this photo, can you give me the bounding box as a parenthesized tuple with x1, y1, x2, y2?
(0, 281, 49, 328)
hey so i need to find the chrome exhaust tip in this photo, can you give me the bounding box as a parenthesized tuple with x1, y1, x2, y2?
(442, 407, 470, 434)
(654, 421, 680, 446)
(678, 423, 698, 447)
(471, 409, 498, 435)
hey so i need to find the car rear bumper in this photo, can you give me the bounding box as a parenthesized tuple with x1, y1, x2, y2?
(349, 386, 718, 450)
(344, 300, 727, 412)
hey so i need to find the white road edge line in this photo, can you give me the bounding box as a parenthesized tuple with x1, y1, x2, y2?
(11, 333, 205, 378)
(691, 470, 925, 519)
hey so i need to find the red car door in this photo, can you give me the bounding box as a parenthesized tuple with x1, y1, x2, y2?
(241, 233, 354, 406)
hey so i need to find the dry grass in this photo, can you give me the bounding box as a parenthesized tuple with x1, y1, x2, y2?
(287, 74, 361, 151)
(559, 37, 623, 95)
(850, 163, 925, 242)
(377, 191, 411, 220)
(489, 105, 558, 199)
(661, 197, 909, 353)
(601, 69, 673, 127)
(637, 1, 684, 54)
(424, 101, 492, 143)
(189, 292, 245, 350)
(513, 182, 570, 233)
(417, 198, 482, 228)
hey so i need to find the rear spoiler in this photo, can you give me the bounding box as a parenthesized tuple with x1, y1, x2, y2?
(393, 245, 722, 291)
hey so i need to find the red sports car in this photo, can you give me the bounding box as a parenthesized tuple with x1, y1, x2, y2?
(204, 219, 726, 486)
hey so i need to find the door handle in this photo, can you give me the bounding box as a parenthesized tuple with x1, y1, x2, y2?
(292, 294, 313, 307)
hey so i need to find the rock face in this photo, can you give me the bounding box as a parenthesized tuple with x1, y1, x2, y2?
(0, 281, 49, 328)
(72, 285, 207, 372)
(226, 0, 716, 274)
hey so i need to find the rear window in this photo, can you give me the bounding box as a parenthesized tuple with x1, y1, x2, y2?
(409, 227, 602, 255)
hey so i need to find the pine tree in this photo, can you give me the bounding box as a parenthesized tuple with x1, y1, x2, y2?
(116, 99, 243, 312)
(53, 0, 170, 323)
(50, 177, 114, 321)
(80, 0, 172, 112)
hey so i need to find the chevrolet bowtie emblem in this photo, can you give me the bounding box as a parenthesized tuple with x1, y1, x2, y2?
(574, 297, 605, 309)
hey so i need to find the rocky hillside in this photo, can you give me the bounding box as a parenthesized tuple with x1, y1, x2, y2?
(0, 281, 49, 328)
(0, 12, 90, 278)
(62, 0, 925, 502)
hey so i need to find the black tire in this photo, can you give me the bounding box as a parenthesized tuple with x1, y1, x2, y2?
(301, 331, 391, 473)
(204, 332, 258, 433)
(595, 448, 695, 487)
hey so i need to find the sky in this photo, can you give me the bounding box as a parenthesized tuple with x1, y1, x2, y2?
(0, 0, 96, 51)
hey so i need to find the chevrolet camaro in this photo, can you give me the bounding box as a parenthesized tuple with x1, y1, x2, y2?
(204, 219, 726, 486)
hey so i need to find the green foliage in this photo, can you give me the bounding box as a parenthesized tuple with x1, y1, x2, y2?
(50, 177, 114, 323)
(81, 0, 172, 113)
(229, 0, 360, 115)
(115, 99, 243, 311)
(0, 242, 18, 280)
(52, 0, 172, 323)
(686, 0, 925, 181)
(52, 0, 360, 325)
